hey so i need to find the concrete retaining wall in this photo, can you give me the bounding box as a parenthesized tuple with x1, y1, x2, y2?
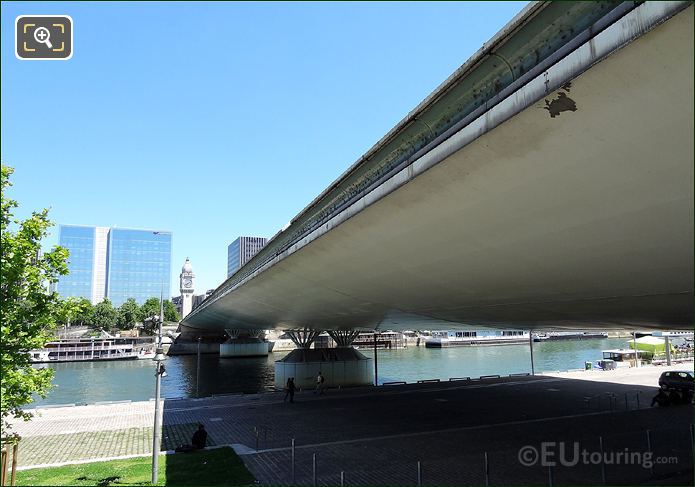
(275, 357, 373, 389)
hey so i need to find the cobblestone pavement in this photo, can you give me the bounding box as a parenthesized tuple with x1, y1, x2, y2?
(9, 372, 694, 485)
(15, 423, 216, 466)
(241, 407, 693, 486)
(10, 401, 155, 436)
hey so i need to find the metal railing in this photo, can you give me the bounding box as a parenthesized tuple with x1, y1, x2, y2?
(584, 391, 645, 412)
(38, 345, 133, 353)
(278, 422, 694, 486)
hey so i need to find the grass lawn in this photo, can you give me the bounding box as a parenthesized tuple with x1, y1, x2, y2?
(15, 447, 255, 486)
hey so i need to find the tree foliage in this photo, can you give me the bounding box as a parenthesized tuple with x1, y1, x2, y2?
(137, 297, 162, 324)
(137, 297, 180, 334)
(72, 297, 94, 327)
(57, 296, 92, 327)
(163, 299, 180, 322)
(91, 298, 117, 330)
(117, 298, 140, 329)
(1, 165, 69, 437)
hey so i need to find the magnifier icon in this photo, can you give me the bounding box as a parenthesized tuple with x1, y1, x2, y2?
(34, 27, 53, 49)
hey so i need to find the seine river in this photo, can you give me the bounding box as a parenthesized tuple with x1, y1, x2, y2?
(31, 338, 627, 407)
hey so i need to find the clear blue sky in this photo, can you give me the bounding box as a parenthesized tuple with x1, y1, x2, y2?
(2, 1, 527, 296)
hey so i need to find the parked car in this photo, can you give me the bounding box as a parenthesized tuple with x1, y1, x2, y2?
(658, 370, 694, 391)
(653, 370, 694, 406)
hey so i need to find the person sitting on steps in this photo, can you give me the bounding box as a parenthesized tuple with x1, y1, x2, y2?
(192, 423, 207, 449)
(175, 423, 207, 453)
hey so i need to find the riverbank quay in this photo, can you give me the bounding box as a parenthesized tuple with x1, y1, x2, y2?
(541, 362, 695, 386)
(9, 365, 693, 485)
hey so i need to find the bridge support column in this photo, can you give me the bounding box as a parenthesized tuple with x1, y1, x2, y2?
(285, 327, 322, 349)
(275, 328, 372, 390)
(220, 329, 269, 358)
(326, 330, 361, 347)
(167, 324, 226, 355)
(373, 331, 378, 386)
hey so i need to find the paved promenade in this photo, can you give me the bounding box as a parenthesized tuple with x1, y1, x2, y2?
(542, 362, 694, 385)
(9, 363, 694, 485)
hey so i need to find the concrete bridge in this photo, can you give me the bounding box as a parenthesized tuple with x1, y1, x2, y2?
(182, 1, 693, 342)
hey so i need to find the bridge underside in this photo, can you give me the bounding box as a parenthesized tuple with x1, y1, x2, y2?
(185, 6, 693, 333)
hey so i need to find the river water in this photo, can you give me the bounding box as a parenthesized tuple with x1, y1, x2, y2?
(31, 338, 628, 407)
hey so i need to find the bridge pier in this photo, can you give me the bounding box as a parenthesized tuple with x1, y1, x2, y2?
(275, 328, 372, 389)
(220, 329, 269, 358)
(167, 325, 227, 355)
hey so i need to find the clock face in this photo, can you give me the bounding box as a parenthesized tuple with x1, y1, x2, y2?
(184, 280, 192, 288)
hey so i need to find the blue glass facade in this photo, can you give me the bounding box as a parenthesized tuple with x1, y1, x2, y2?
(107, 229, 172, 306)
(227, 239, 241, 277)
(58, 225, 95, 299)
(57, 225, 172, 306)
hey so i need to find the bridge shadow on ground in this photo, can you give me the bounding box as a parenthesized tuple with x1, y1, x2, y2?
(174, 373, 692, 486)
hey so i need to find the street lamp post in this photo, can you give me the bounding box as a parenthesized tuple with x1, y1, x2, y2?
(196, 336, 202, 398)
(150, 230, 169, 485)
(151, 297, 167, 485)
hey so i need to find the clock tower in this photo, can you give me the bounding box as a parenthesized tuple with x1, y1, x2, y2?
(179, 257, 195, 318)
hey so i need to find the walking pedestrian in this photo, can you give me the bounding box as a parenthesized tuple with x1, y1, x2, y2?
(284, 377, 296, 403)
(315, 371, 325, 395)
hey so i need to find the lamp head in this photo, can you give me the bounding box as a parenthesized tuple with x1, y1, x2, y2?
(152, 347, 167, 363)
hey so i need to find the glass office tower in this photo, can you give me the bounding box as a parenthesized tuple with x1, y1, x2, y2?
(57, 225, 172, 306)
(107, 229, 172, 306)
(58, 225, 96, 300)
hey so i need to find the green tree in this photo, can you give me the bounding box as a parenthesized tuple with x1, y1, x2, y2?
(57, 296, 91, 327)
(163, 299, 180, 322)
(138, 297, 180, 335)
(73, 297, 94, 327)
(91, 298, 117, 331)
(1, 165, 69, 437)
(137, 297, 161, 324)
(56, 297, 88, 338)
(117, 298, 140, 329)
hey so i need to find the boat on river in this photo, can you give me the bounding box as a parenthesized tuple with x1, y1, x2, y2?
(533, 331, 608, 342)
(29, 338, 154, 363)
(426, 330, 529, 348)
(402, 331, 431, 347)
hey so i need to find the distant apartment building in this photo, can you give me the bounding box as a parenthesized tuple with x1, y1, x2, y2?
(57, 225, 172, 306)
(171, 295, 183, 315)
(227, 236, 267, 277)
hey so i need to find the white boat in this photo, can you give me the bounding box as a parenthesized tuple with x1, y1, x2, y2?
(29, 338, 150, 363)
(137, 349, 156, 360)
(426, 330, 529, 348)
(536, 331, 608, 341)
(599, 349, 640, 368)
(352, 331, 405, 349)
(402, 331, 431, 347)
(532, 333, 549, 342)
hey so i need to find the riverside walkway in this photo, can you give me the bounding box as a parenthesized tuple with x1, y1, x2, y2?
(10, 364, 694, 485)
